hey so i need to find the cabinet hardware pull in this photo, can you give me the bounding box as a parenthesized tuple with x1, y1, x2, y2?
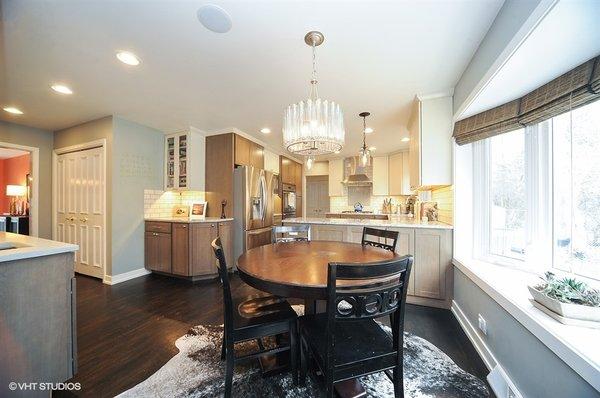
(80, 218, 88, 222)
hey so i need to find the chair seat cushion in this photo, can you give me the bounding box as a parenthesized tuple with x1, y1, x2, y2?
(232, 294, 297, 332)
(300, 314, 396, 367)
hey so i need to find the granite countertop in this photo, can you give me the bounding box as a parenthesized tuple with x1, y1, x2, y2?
(284, 216, 453, 230)
(145, 217, 234, 223)
(0, 232, 79, 263)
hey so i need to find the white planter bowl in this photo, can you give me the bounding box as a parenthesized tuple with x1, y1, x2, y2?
(528, 286, 600, 322)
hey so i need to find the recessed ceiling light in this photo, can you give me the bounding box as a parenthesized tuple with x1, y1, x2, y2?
(369, 146, 376, 151)
(365, 127, 374, 134)
(401, 137, 410, 142)
(197, 4, 232, 33)
(116, 51, 141, 66)
(3, 106, 23, 115)
(260, 128, 271, 134)
(51, 84, 73, 95)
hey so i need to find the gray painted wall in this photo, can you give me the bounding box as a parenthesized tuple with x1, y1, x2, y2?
(0, 121, 54, 238)
(453, 0, 546, 117)
(111, 116, 163, 275)
(454, 268, 600, 398)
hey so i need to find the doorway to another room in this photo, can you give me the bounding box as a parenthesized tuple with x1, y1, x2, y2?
(0, 144, 39, 236)
(305, 175, 329, 217)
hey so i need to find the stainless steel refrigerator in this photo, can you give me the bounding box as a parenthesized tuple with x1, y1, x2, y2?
(233, 166, 276, 267)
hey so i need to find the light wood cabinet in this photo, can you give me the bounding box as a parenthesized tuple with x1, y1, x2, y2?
(328, 159, 344, 196)
(217, 221, 233, 268)
(414, 228, 452, 299)
(294, 161, 303, 190)
(389, 151, 413, 196)
(264, 149, 280, 174)
(346, 226, 364, 243)
(280, 156, 294, 185)
(235, 135, 264, 169)
(372, 156, 389, 196)
(387, 227, 416, 295)
(408, 96, 453, 190)
(312, 224, 347, 241)
(165, 130, 205, 191)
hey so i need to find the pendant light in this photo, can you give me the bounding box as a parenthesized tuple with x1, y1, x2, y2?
(359, 112, 371, 166)
(306, 155, 315, 170)
(282, 31, 345, 156)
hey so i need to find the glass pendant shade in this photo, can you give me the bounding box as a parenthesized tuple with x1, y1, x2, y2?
(283, 99, 344, 155)
(283, 31, 345, 156)
(359, 148, 370, 167)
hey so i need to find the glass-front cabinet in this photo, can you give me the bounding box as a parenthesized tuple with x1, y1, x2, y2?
(164, 130, 205, 191)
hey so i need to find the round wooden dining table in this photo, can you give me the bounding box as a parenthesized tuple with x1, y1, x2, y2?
(236, 240, 399, 306)
(237, 240, 399, 397)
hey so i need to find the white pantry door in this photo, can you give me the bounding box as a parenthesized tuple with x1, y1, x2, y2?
(55, 146, 105, 279)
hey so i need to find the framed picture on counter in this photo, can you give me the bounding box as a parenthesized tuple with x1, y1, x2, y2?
(190, 201, 207, 220)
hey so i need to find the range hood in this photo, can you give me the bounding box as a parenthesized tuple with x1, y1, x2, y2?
(342, 156, 373, 186)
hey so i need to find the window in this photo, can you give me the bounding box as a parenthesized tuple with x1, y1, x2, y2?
(552, 100, 600, 280)
(489, 130, 526, 260)
(473, 100, 600, 281)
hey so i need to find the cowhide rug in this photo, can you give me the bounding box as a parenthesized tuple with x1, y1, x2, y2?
(117, 321, 489, 398)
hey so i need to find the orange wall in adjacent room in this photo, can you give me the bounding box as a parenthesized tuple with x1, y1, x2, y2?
(0, 154, 31, 214)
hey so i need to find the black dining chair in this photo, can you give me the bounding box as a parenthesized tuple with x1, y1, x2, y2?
(361, 227, 399, 252)
(211, 237, 298, 397)
(272, 224, 311, 243)
(299, 256, 413, 398)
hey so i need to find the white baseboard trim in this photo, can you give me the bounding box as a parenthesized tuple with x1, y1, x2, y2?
(451, 300, 498, 371)
(103, 268, 151, 285)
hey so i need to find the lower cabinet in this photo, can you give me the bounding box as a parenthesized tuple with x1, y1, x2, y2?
(291, 222, 453, 307)
(145, 220, 232, 279)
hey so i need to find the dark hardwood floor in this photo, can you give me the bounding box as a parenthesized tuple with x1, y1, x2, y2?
(55, 273, 491, 398)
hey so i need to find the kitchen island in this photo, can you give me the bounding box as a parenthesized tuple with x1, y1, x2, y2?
(284, 217, 453, 308)
(0, 233, 78, 397)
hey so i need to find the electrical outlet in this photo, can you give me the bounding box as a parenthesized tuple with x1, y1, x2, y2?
(478, 314, 487, 336)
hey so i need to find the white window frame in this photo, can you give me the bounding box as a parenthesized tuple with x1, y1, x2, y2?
(473, 125, 553, 273)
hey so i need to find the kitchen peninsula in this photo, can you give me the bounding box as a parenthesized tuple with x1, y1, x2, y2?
(0, 233, 78, 397)
(284, 216, 453, 308)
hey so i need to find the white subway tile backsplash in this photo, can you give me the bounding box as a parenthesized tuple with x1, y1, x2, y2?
(143, 189, 206, 218)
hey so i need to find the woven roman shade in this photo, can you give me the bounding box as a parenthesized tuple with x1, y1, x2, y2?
(453, 55, 600, 145)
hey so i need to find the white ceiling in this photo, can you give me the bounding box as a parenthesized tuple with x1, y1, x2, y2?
(0, 0, 503, 158)
(461, 0, 600, 120)
(0, 147, 29, 159)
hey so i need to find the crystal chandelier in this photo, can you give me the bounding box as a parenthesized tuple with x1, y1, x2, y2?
(283, 31, 345, 157)
(359, 112, 371, 166)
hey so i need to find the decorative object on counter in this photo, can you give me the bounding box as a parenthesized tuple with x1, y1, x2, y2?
(353, 202, 363, 212)
(382, 198, 394, 214)
(190, 200, 207, 220)
(358, 111, 372, 167)
(420, 201, 439, 222)
(172, 205, 190, 218)
(529, 272, 600, 328)
(282, 31, 345, 156)
(405, 195, 417, 216)
(220, 199, 227, 219)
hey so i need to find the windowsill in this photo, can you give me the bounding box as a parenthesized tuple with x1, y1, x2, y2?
(453, 257, 600, 392)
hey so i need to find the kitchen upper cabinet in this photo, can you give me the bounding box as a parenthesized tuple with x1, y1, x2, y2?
(413, 228, 452, 299)
(165, 129, 205, 191)
(294, 162, 303, 192)
(389, 151, 413, 196)
(235, 135, 264, 169)
(264, 149, 280, 174)
(372, 156, 389, 196)
(408, 96, 453, 190)
(328, 159, 344, 196)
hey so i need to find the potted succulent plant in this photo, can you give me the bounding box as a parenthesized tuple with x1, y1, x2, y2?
(529, 272, 600, 325)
